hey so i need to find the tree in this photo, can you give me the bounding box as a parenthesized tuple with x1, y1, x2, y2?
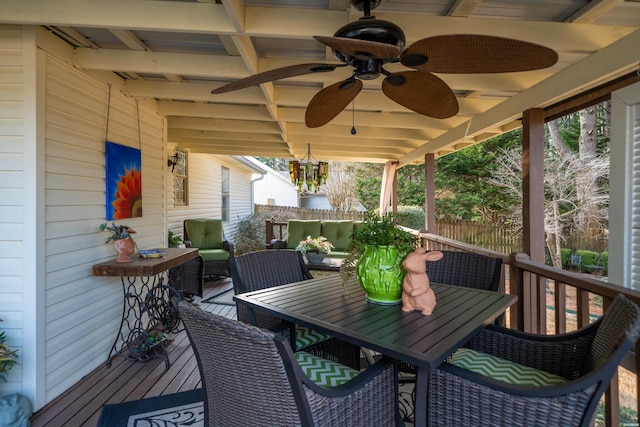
(322, 162, 360, 211)
(489, 104, 609, 268)
(355, 163, 384, 210)
(434, 131, 521, 222)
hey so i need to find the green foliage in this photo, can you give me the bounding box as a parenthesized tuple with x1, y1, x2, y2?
(560, 248, 607, 274)
(233, 211, 292, 255)
(167, 230, 183, 248)
(395, 206, 426, 230)
(355, 163, 427, 210)
(99, 221, 136, 244)
(594, 402, 636, 427)
(355, 163, 384, 210)
(340, 212, 418, 286)
(396, 165, 426, 206)
(0, 320, 18, 382)
(435, 130, 521, 222)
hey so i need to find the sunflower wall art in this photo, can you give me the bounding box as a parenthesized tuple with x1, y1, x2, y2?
(105, 141, 142, 220)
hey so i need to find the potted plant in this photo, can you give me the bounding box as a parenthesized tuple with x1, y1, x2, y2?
(168, 230, 183, 248)
(0, 321, 17, 383)
(99, 221, 137, 263)
(296, 235, 334, 264)
(1, 320, 33, 425)
(340, 212, 417, 304)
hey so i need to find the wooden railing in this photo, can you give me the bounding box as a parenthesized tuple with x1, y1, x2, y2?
(418, 231, 640, 427)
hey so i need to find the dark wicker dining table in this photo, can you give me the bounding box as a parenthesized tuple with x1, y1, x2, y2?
(234, 274, 517, 427)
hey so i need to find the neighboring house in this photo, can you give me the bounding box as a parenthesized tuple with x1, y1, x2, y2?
(0, 27, 259, 410)
(245, 157, 299, 207)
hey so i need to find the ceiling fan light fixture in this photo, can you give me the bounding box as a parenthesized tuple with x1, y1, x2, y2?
(355, 60, 382, 80)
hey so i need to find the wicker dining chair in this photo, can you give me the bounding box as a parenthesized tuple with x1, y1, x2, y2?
(167, 254, 205, 299)
(399, 250, 504, 375)
(425, 294, 640, 427)
(178, 302, 401, 427)
(426, 250, 503, 292)
(230, 249, 361, 369)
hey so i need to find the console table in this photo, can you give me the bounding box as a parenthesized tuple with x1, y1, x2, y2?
(93, 247, 198, 368)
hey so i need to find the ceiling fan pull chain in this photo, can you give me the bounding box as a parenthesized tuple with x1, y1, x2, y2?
(351, 100, 357, 135)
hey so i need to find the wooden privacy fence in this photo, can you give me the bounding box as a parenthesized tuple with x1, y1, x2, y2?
(434, 220, 521, 254)
(255, 204, 366, 221)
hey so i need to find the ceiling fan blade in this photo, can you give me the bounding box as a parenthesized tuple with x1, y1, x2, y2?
(382, 71, 459, 119)
(305, 78, 363, 128)
(314, 36, 402, 60)
(211, 63, 337, 94)
(400, 34, 558, 74)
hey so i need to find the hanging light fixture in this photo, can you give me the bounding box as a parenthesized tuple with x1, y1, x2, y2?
(289, 144, 329, 193)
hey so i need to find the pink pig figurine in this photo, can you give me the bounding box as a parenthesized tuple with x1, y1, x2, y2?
(401, 248, 443, 315)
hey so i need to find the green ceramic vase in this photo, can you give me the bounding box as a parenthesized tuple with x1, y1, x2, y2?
(356, 245, 406, 304)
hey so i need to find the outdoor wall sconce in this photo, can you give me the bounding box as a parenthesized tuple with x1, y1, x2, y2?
(167, 153, 179, 173)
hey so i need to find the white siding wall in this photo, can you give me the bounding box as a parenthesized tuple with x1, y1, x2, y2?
(166, 150, 255, 243)
(227, 161, 253, 240)
(610, 82, 640, 289)
(42, 55, 166, 404)
(1, 26, 261, 409)
(253, 171, 298, 207)
(0, 26, 25, 398)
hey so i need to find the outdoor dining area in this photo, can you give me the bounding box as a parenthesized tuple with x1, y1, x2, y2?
(29, 225, 640, 426)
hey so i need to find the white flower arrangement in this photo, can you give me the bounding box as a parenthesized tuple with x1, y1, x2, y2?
(296, 235, 334, 255)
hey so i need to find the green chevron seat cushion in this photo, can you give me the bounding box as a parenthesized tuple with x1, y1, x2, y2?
(294, 326, 332, 351)
(295, 351, 360, 387)
(449, 348, 567, 386)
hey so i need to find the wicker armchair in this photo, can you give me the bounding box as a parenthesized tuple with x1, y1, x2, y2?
(167, 254, 204, 298)
(178, 302, 400, 427)
(230, 249, 361, 369)
(425, 294, 640, 427)
(183, 219, 233, 278)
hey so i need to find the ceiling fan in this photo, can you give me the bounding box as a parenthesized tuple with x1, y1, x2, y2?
(211, 0, 558, 128)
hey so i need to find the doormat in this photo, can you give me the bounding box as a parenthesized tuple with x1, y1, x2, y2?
(97, 376, 416, 426)
(97, 389, 204, 427)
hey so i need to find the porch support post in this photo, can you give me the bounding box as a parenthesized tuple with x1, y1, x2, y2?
(522, 108, 546, 333)
(392, 166, 398, 216)
(424, 153, 436, 233)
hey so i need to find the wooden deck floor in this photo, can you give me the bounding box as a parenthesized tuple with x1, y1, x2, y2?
(30, 278, 236, 427)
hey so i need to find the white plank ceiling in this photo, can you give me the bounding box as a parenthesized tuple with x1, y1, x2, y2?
(2, 0, 639, 164)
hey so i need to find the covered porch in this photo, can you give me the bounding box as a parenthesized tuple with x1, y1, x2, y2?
(1, 1, 640, 426)
(29, 232, 640, 426)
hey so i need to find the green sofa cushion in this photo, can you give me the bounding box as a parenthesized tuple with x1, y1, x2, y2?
(286, 220, 322, 250)
(199, 248, 230, 262)
(320, 221, 354, 252)
(449, 348, 567, 386)
(295, 351, 359, 387)
(185, 219, 224, 249)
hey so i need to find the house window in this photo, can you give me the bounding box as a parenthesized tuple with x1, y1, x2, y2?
(173, 149, 188, 206)
(221, 166, 230, 221)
